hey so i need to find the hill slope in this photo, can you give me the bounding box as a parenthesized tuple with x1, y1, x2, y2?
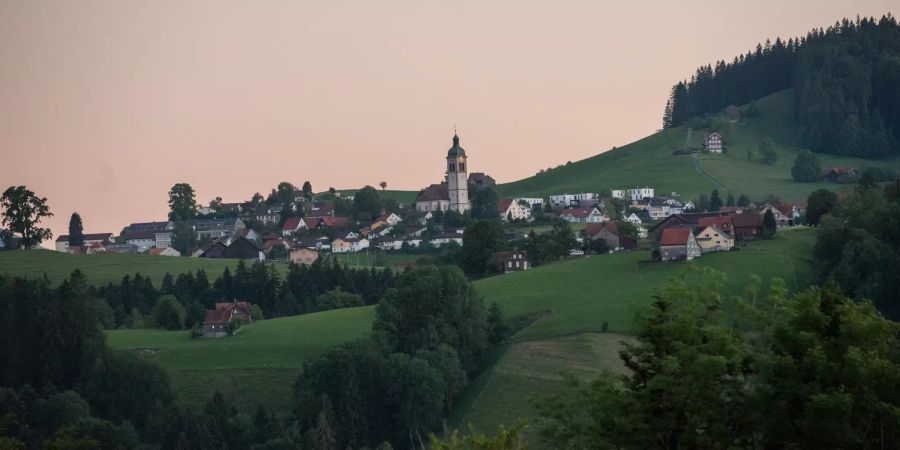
(495, 90, 898, 202)
(348, 90, 897, 204)
(106, 229, 816, 423)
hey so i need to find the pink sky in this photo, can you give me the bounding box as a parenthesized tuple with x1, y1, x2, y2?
(0, 0, 893, 239)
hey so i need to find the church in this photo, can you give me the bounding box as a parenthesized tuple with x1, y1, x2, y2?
(415, 133, 471, 213)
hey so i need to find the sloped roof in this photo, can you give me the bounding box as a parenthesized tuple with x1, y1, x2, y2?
(56, 233, 113, 243)
(497, 199, 514, 214)
(560, 208, 597, 219)
(282, 217, 303, 231)
(659, 228, 692, 246)
(732, 213, 762, 227)
(698, 216, 734, 230)
(416, 184, 450, 202)
(585, 222, 619, 238)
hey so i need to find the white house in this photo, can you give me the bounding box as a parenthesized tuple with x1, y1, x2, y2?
(552, 193, 600, 207)
(430, 232, 464, 247)
(625, 213, 643, 225)
(332, 237, 370, 253)
(497, 199, 532, 222)
(513, 197, 544, 208)
(627, 187, 655, 201)
(704, 132, 724, 153)
(55, 233, 114, 253)
(560, 207, 605, 223)
(647, 197, 685, 220)
(375, 211, 403, 226)
(611, 190, 626, 199)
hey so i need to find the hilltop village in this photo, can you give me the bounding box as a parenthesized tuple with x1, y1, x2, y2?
(48, 132, 806, 270)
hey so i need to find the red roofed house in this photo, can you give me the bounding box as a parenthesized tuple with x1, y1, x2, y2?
(732, 213, 763, 240)
(497, 199, 532, 222)
(281, 217, 307, 236)
(55, 233, 114, 253)
(698, 215, 735, 235)
(658, 228, 701, 261)
(203, 301, 253, 338)
(560, 207, 605, 223)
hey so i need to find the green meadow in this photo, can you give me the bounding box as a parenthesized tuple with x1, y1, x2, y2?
(93, 228, 816, 428)
(0, 249, 266, 287)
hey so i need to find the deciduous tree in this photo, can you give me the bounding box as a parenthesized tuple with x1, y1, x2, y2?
(0, 185, 53, 249)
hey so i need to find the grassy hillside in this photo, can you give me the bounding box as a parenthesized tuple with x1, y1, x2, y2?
(495, 90, 898, 202)
(333, 91, 896, 205)
(104, 229, 815, 423)
(107, 306, 375, 414)
(0, 250, 276, 286)
(452, 228, 815, 434)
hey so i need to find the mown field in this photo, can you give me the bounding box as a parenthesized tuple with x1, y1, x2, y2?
(98, 228, 815, 429)
(0, 249, 272, 286)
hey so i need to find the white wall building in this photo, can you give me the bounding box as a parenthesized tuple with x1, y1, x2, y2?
(446, 134, 470, 212)
(627, 187, 655, 201)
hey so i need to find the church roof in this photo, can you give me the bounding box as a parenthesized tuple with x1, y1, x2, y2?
(447, 134, 466, 158)
(416, 184, 450, 202)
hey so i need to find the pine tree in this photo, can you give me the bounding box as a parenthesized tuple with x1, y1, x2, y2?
(762, 209, 777, 238)
(68, 212, 84, 247)
(709, 190, 723, 212)
(726, 193, 735, 207)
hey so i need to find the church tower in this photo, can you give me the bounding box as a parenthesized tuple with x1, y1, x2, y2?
(446, 133, 470, 212)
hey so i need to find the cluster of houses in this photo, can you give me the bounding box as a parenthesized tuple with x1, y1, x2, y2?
(647, 203, 803, 261)
(46, 132, 810, 271)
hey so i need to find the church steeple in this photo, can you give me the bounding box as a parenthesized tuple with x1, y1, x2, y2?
(453, 133, 459, 147)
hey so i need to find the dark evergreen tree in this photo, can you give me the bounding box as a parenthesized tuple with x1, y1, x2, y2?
(68, 212, 84, 247)
(762, 209, 777, 238)
(709, 190, 723, 212)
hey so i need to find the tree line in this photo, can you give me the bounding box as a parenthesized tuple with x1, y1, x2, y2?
(665, 15, 900, 158)
(536, 268, 900, 449)
(89, 258, 396, 331)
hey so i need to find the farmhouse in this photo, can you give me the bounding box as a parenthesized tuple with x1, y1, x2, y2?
(54, 233, 114, 253)
(732, 213, 763, 240)
(704, 132, 724, 153)
(494, 250, 530, 273)
(202, 301, 253, 338)
(658, 228, 701, 261)
(693, 225, 734, 253)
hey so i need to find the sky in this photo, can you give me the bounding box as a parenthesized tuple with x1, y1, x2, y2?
(0, 0, 894, 240)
